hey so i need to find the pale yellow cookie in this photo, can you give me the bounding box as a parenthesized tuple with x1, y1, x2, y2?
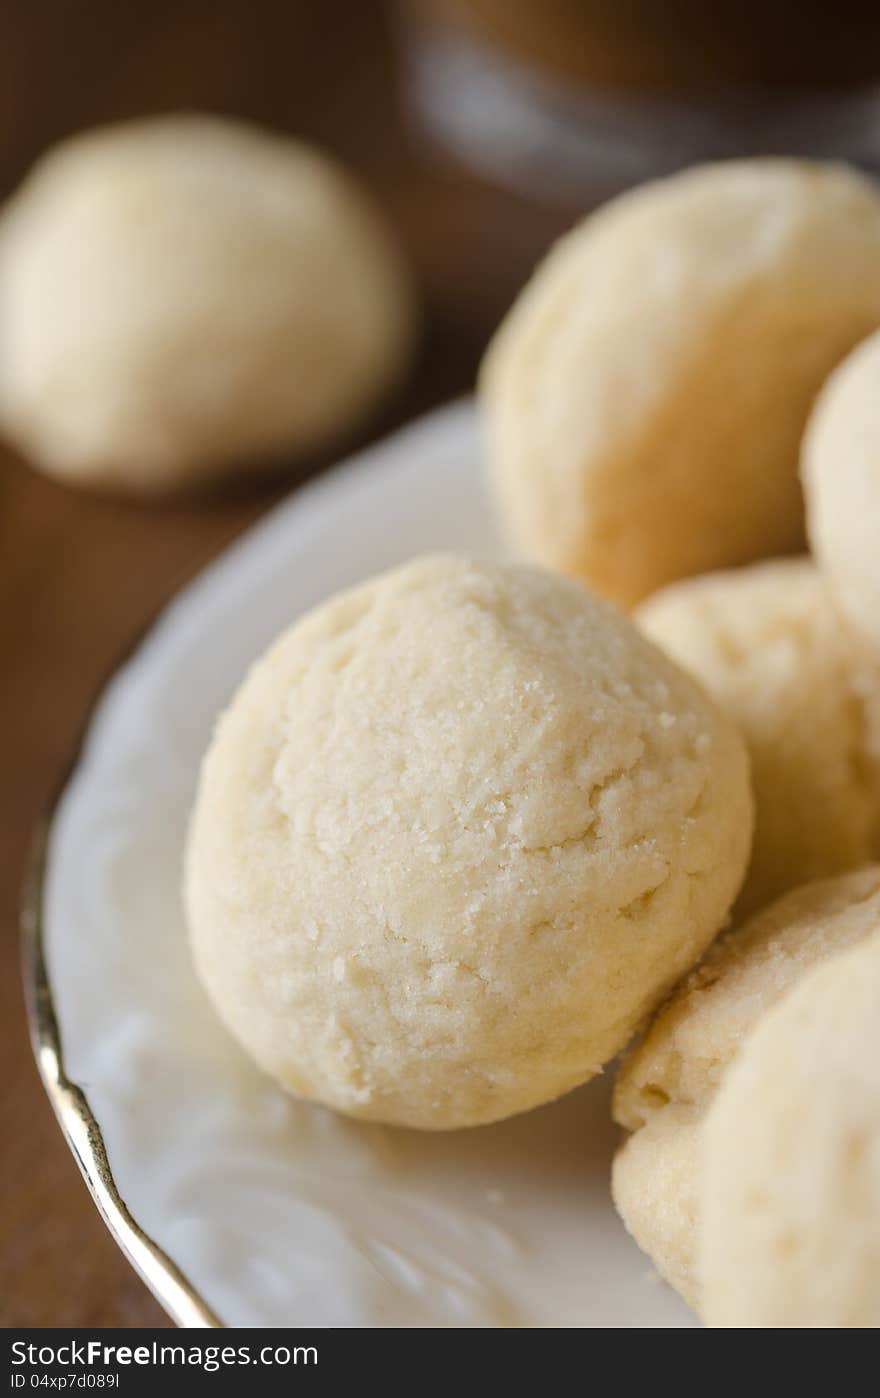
(637, 558, 880, 916)
(613, 867, 880, 1310)
(186, 554, 751, 1130)
(803, 328, 880, 656)
(0, 115, 414, 492)
(481, 160, 880, 605)
(702, 934, 880, 1328)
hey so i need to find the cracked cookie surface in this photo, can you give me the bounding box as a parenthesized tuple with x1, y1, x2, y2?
(186, 553, 751, 1129)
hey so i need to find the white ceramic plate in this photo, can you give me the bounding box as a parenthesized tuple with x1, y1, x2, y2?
(31, 401, 694, 1328)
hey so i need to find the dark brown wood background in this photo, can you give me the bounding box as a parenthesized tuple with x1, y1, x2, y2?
(0, 0, 576, 1326)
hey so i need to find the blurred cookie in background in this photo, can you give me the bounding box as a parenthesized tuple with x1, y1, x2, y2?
(0, 114, 416, 495)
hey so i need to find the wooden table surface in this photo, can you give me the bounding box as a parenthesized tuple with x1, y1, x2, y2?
(0, 0, 577, 1326)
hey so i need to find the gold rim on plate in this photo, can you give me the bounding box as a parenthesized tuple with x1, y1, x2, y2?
(21, 815, 223, 1329)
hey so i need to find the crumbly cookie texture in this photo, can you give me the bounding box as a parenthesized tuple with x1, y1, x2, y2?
(803, 327, 880, 656)
(613, 866, 880, 1311)
(637, 558, 880, 916)
(0, 114, 413, 492)
(480, 159, 880, 605)
(186, 554, 752, 1130)
(702, 934, 880, 1328)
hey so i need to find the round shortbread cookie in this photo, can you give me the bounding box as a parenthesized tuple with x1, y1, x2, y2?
(803, 328, 880, 656)
(481, 160, 880, 604)
(702, 933, 880, 1328)
(613, 867, 880, 1310)
(637, 558, 880, 916)
(186, 554, 751, 1130)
